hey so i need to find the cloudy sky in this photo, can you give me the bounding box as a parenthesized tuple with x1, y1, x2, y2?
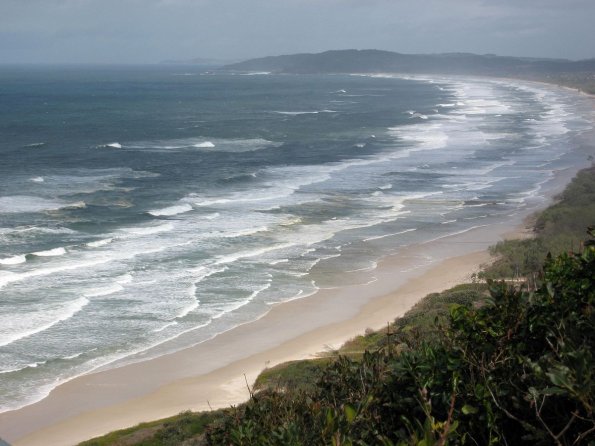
(1, 0, 594, 64)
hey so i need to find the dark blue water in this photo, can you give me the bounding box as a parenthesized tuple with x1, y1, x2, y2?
(0, 66, 592, 412)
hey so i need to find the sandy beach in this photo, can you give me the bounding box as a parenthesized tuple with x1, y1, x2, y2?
(0, 216, 550, 446)
(1, 87, 593, 446)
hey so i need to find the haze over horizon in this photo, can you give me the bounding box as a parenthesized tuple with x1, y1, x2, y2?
(1, 0, 594, 65)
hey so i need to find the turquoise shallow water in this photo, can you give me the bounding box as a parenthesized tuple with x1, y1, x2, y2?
(0, 66, 592, 411)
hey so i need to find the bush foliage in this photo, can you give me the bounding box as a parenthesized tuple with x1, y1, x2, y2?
(481, 165, 595, 281)
(81, 241, 594, 445)
(80, 167, 595, 446)
(205, 232, 595, 445)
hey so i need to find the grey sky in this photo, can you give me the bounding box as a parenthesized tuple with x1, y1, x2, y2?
(1, 0, 594, 64)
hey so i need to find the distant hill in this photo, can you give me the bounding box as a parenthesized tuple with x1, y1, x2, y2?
(223, 49, 595, 94)
(224, 49, 595, 75)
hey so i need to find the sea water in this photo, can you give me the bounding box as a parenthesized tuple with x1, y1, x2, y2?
(0, 65, 592, 412)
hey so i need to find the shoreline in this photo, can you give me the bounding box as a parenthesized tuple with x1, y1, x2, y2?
(0, 215, 561, 446)
(6, 238, 494, 446)
(1, 80, 593, 446)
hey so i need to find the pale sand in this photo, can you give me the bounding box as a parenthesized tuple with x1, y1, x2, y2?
(1, 85, 593, 446)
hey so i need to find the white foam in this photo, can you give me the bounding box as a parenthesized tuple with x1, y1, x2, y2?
(280, 216, 303, 227)
(240, 71, 271, 75)
(276, 286, 320, 304)
(8, 226, 77, 236)
(32, 247, 67, 257)
(193, 141, 215, 148)
(447, 82, 513, 116)
(0, 271, 20, 288)
(273, 110, 337, 115)
(345, 261, 378, 273)
(0, 255, 123, 290)
(0, 365, 31, 375)
(423, 224, 489, 244)
(83, 283, 124, 298)
(191, 190, 291, 207)
(0, 296, 89, 347)
(86, 238, 113, 248)
(363, 228, 417, 242)
(40, 168, 150, 195)
(121, 222, 175, 235)
(211, 283, 271, 320)
(175, 300, 199, 319)
(408, 111, 428, 120)
(0, 360, 49, 375)
(148, 203, 193, 217)
(30, 176, 45, 183)
(0, 255, 27, 265)
(191, 153, 418, 210)
(115, 273, 133, 285)
(374, 191, 442, 211)
(105, 143, 122, 149)
(153, 321, 178, 333)
(214, 243, 296, 266)
(389, 122, 449, 151)
(218, 226, 269, 239)
(188, 264, 227, 280)
(62, 201, 86, 210)
(126, 137, 278, 153)
(61, 350, 91, 360)
(249, 282, 271, 300)
(308, 253, 342, 270)
(172, 271, 209, 321)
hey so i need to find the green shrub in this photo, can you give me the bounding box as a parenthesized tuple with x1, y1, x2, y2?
(206, 233, 595, 445)
(482, 165, 595, 280)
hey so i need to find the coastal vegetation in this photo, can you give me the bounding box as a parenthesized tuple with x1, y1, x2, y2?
(481, 165, 595, 281)
(80, 166, 595, 445)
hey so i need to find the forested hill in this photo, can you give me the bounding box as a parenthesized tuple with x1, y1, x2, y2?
(224, 49, 595, 75)
(223, 50, 595, 92)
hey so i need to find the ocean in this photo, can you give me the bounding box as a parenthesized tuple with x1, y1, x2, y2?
(0, 65, 592, 413)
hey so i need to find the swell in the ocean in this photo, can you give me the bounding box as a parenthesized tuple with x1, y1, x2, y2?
(0, 68, 593, 413)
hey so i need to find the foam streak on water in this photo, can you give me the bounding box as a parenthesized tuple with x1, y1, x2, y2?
(0, 67, 592, 413)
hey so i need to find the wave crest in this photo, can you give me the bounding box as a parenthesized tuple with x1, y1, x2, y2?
(148, 203, 193, 217)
